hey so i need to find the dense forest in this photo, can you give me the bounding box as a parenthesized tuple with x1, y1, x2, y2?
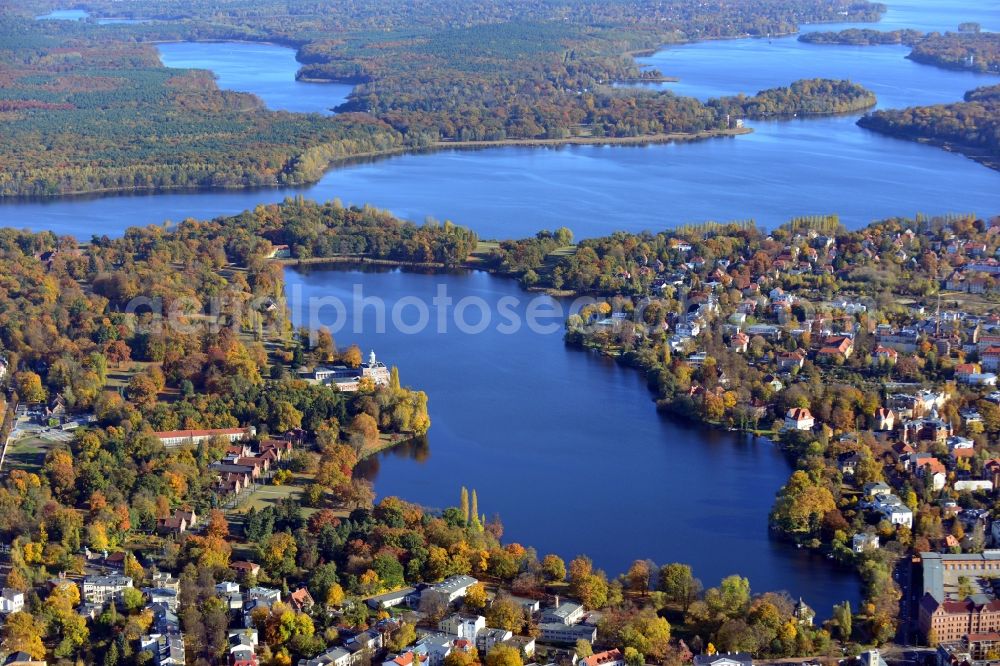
(0, 19, 405, 197)
(908, 31, 1000, 73)
(711, 79, 876, 119)
(207, 197, 480, 266)
(0, 0, 886, 196)
(857, 83, 1000, 171)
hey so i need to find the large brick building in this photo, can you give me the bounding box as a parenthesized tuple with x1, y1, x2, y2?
(920, 597, 1000, 643)
(918, 552, 1000, 642)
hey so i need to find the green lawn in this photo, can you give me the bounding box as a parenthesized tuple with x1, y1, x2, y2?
(4, 434, 55, 473)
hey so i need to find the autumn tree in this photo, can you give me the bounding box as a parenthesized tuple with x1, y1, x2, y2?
(485, 645, 523, 666)
(2, 612, 46, 659)
(626, 560, 651, 596)
(542, 554, 567, 582)
(347, 413, 379, 451)
(486, 594, 524, 632)
(465, 582, 488, 610)
(14, 371, 46, 403)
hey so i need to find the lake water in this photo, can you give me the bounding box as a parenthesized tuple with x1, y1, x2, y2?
(158, 42, 354, 115)
(285, 264, 861, 616)
(35, 9, 148, 24)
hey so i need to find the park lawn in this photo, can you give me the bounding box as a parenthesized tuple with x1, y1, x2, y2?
(4, 434, 55, 474)
(103, 360, 153, 391)
(240, 478, 308, 513)
(467, 240, 500, 267)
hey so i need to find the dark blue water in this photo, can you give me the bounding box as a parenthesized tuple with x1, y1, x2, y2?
(285, 265, 861, 616)
(158, 42, 354, 115)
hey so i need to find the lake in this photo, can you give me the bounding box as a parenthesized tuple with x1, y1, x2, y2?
(285, 264, 862, 616)
(158, 42, 354, 115)
(35, 8, 149, 24)
(5, 0, 1000, 237)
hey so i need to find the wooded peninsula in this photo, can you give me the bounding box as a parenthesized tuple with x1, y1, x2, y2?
(0, 0, 885, 197)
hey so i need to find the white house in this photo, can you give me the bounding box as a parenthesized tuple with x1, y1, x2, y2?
(852, 532, 880, 553)
(417, 633, 455, 666)
(0, 588, 25, 614)
(955, 480, 994, 492)
(476, 628, 513, 654)
(422, 575, 478, 607)
(438, 614, 486, 640)
(82, 575, 133, 604)
(693, 654, 753, 666)
(542, 601, 585, 626)
(303, 646, 356, 666)
(784, 407, 815, 431)
(873, 493, 913, 528)
(948, 436, 975, 452)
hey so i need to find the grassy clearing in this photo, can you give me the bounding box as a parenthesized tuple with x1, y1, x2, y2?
(5, 434, 55, 474)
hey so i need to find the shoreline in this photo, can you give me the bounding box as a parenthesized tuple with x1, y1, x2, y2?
(0, 127, 752, 201)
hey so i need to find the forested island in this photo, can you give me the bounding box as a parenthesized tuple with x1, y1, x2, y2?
(857, 83, 1000, 170)
(801, 28, 1000, 74)
(712, 79, 876, 119)
(799, 28, 924, 45)
(0, 0, 886, 197)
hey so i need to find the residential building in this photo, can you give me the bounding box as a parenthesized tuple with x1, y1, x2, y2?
(421, 576, 477, 607)
(290, 587, 315, 612)
(874, 408, 896, 431)
(81, 575, 133, 604)
(0, 588, 24, 614)
(838, 452, 862, 477)
(693, 654, 753, 666)
(542, 601, 585, 626)
(580, 650, 624, 666)
(438, 614, 486, 640)
(983, 347, 1000, 372)
(366, 587, 417, 610)
(784, 407, 815, 431)
(538, 623, 597, 644)
(476, 628, 513, 654)
(140, 634, 186, 666)
(853, 532, 880, 553)
(872, 493, 913, 528)
(231, 561, 262, 579)
(157, 508, 197, 535)
(793, 598, 814, 626)
(302, 647, 356, 666)
(154, 427, 256, 448)
(777, 351, 805, 372)
(955, 480, 994, 492)
(4, 654, 46, 666)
